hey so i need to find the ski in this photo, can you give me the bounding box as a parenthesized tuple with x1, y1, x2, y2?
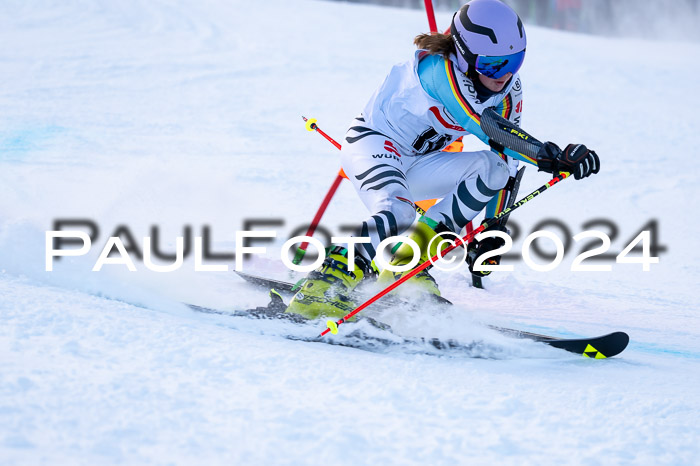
(235, 271, 300, 294)
(486, 326, 629, 358)
(187, 292, 477, 357)
(230, 271, 630, 358)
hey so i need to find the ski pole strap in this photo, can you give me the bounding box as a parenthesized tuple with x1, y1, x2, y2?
(321, 171, 569, 337)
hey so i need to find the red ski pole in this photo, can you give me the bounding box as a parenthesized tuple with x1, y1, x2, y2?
(424, 0, 438, 33)
(292, 117, 346, 265)
(322, 172, 570, 336)
(303, 117, 341, 150)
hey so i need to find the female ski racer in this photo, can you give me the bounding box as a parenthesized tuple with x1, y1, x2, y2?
(286, 0, 599, 319)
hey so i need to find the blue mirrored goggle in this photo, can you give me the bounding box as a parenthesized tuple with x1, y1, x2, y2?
(474, 50, 526, 79)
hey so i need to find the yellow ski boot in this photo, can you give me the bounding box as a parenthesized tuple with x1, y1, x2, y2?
(285, 246, 376, 320)
(377, 216, 450, 296)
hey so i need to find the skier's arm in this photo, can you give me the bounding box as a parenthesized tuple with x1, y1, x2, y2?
(418, 54, 530, 218)
(417, 54, 537, 166)
(484, 87, 523, 217)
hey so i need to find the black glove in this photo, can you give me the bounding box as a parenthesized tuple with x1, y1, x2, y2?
(466, 223, 508, 277)
(536, 142, 600, 180)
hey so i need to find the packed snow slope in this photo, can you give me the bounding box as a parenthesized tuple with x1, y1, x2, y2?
(1, 0, 699, 464)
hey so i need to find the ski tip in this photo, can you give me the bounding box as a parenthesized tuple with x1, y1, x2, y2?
(581, 332, 630, 359)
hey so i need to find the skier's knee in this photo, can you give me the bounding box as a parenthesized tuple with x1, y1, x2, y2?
(375, 200, 416, 236)
(482, 153, 510, 192)
(393, 202, 417, 233)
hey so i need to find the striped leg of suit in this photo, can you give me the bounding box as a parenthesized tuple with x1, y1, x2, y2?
(341, 125, 417, 262)
(428, 175, 501, 232)
(406, 149, 511, 233)
(353, 209, 412, 261)
(341, 123, 510, 261)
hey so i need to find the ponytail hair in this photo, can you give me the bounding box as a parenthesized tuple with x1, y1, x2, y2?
(413, 32, 455, 57)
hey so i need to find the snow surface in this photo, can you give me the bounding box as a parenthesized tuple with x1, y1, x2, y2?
(1, 0, 699, 464)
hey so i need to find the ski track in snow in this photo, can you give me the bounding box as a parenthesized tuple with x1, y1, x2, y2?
(1, 0, 699, 464)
